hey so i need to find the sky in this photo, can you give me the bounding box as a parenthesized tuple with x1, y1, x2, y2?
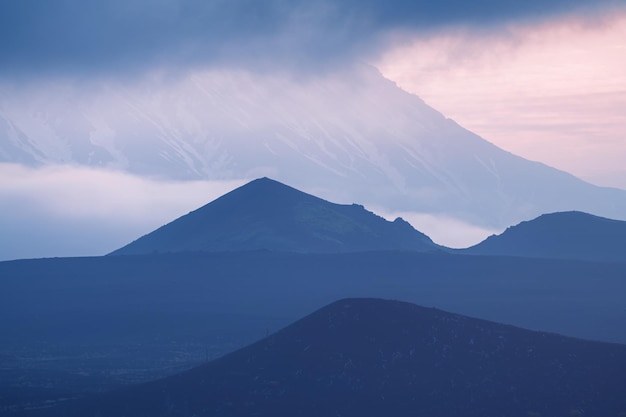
(378, 12, 626, 189)
(1, 0, 625, 259)
(2, 0, 623, 78)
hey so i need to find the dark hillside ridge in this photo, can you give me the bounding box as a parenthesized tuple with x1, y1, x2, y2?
(110, 177, 439, 255)
(36, 298, 626, 417)
(464, 211, 626, 262)
(4, 246, 626, 411)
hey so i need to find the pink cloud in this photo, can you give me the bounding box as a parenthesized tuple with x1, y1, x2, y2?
(377, 11, 626, 189)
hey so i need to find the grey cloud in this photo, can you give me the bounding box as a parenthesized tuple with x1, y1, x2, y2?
(0, 0, 622, 77)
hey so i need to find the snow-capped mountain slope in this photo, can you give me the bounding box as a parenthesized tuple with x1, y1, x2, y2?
(1, 66, 625, 229)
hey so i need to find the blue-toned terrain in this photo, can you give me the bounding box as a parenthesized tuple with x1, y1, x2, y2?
(111, 177, 439, 255)
(31, 299, 626, 417)
(1, 179, 625, 415)
(464, 211, 626, 262)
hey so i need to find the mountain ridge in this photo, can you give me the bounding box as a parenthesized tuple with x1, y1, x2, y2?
(464, 211, 626, 262)
(33, 298, 626, 417)
(110, 177, 439, 255)
(4, 249, 626, 412)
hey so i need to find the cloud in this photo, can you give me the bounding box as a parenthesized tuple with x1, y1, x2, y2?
(0, 163, 245, 260)
(377, 12, 626, 189)
(369, 207, 501, 248)
(0, 0, 623, 79)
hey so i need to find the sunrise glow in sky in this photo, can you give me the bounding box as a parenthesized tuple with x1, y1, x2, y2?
(379, 11, 626, 189)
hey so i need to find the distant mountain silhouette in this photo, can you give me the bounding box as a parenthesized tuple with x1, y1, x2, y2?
(110, 177, 438, 255)
(37, 298, 626, 417)
(464, 211, 626, 262)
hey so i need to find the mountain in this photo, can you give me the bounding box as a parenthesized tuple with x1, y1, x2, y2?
(464, 211, 626, 262)
(2, 66, 626, 230)
(33, 298, 626, 417)
(3, 250, 626, 412)
(110, 177, 438, 255)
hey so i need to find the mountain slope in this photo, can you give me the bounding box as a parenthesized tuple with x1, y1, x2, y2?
(3, 251, 626, 411)
(464, 211, 626, 261)
(35, 298, 626, 417)
(110, 177, 438, 255)
(2, 66, 626, 230)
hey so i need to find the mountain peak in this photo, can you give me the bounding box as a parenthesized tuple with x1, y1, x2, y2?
(110, 178, 438, 255)
(239, 176, 293, 190)
(464, 210, 626, 261)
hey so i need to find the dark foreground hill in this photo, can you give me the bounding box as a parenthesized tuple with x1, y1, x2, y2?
(34, 298, 626, 417)
(110, 177, 438, 255)
(3, 250, 626, 413)
(0, 251, 626, 415)
(464, 211, 626, 262)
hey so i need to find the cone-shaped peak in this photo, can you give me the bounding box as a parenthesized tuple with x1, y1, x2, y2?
(110, 178, 438, 255)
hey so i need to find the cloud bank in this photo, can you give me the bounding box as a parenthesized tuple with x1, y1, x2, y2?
(0, 163, 244, 261)
(372, 208, 501, 248)
(1, 0, 622, 78)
